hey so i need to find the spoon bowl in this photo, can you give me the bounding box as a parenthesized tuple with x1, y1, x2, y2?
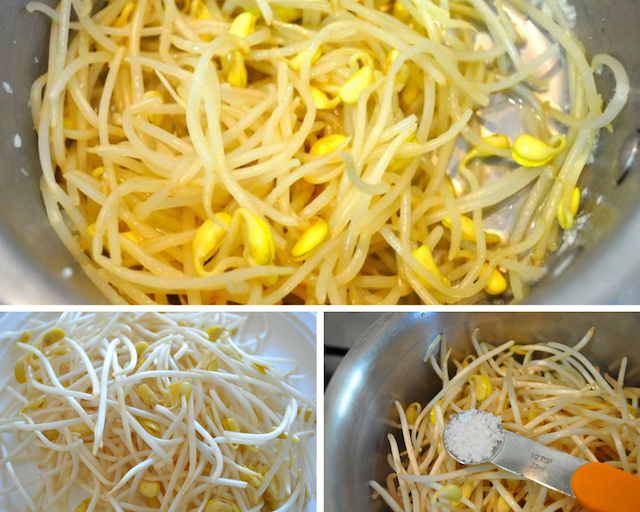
(442, 409, 506, 465)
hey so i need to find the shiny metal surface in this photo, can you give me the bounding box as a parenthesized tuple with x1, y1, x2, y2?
(0, 0, 105, 304)
(492, 431, 587, 497)
(325, 312, 640, 512)
(1, 2, 640, 303)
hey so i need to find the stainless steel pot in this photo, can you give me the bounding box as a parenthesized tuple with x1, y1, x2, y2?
(324, 312, 640, 512)
(1, 1, 640, 304)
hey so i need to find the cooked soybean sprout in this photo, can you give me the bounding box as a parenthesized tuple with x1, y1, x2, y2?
(0, 312, 316, 512)
(29, 0, 628, 304)
(372, 328, 640, 511)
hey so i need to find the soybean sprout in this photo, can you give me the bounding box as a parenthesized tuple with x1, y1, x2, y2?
(372, 328, 640, 511)
(28, 0, 628, 304)
(0, 312, 316, 512)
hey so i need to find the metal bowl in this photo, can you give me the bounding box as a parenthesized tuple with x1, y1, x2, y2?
(1, 1, 640, 303)
(324, 311, 640, 512)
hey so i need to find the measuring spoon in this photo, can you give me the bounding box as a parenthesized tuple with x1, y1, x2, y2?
(443, 410, 640, 512)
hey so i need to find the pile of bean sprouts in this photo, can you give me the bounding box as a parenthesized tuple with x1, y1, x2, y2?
(0, 312, 316, 512)
(29, 0, 629, 304)
(371, 328, 640, 511)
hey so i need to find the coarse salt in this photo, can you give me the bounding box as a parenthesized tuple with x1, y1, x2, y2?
(14, 134, 22, 148)
(443, 409, 504, 463)
(2, 82, 13, 94)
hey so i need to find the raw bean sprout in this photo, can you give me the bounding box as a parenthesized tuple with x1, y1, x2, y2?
(0, 312, 315, 512)
(373, 328, 640, 511)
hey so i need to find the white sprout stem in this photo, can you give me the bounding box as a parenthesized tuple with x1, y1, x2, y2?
(16, 342, 96, 428)
(107, 457, 155, 497)
(93, 338, 120, 454)
(224, 398, 296, 443)
(63, 337, 101, 395)
(0, 438, 37, 511)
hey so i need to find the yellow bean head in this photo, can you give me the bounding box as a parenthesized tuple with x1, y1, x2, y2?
(193, 213, 233, 276)
(452, 481, 474, 508)
(461, 355, 476, 368)
(496, 495, 511, 512)
(405, 402, 422, 424)
(400, 78, 420, 106)
(206, 325, 230, 342)
(135, 341, 149, 358)
(226, 51, 248, 88)
(223, 417, 240, 432)
(139, 419, 161, 437)
(204, 499, 240, 512)
(528, 403, 543, 423)
(206, 355, 219, 371)
(468, 374, 492, 400)
(289, 47, 322, 71)
(339, 66, 374, 104)
(169, 381, 192, 403)
(310, 87, 340, 110)
(557, 187, 581, 230)
(429, 399, 445, 425)
(229, 12, 256, 38)
(481, 264, 507, 296)
(547, 489, 563, 501)
(14, 357, 27, 384)
(509, 345, 529, 356)
(43, 429, 59, 441)
(432, 484, 462, 504)
(239, 465, 263, 487)
(91, 167, 105, 179)
(392, 0, 410, 21)
(252, 362, 270, 374)
(442, 216, 502, 245)
(237, 208, 276, 265)
(512, 134, 566, 167)
(191, 0, 212, 20)
(70, 423, 93, 436)
(43, 328, 65, 346)
(23, 397, 45, 411)
(75, 499, 91, 512)
(274, 6, 302, 22)
(310, 134, 348, 156)
(506, 479, 520, 492)
(139, 480, 161, 498)
(412, 245, 450, 286)
(292, 219, 329, 260)
(476, 134, 511, 157)
(137, 384, 160, 406)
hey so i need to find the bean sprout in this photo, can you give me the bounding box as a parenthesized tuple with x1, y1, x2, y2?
(373, 328, 640, 511)
(0, 312, 315, 512)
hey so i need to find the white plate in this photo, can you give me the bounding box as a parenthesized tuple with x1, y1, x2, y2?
(0, 311, 317, 512)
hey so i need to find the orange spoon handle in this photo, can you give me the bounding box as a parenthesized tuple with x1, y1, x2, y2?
(572, 462, 640, 512)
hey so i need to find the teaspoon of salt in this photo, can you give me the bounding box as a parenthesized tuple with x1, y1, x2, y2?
(442, 408, 505, 465)
(442, 409, 640, 512)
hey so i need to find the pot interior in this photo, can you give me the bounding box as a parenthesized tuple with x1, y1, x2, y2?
(325, 312, 640, 512)
(1, 1, 639, 304)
